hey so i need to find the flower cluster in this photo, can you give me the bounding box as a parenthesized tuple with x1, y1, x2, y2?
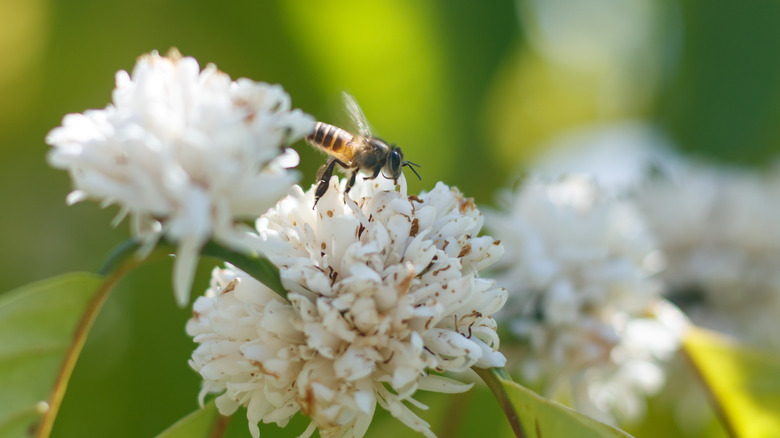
(532, 131, 780, 352)
(187, 176, 507, 438)
(485, 176, 682, 423)
(46, 50, 314, 305)
(637, 162, 780, 350)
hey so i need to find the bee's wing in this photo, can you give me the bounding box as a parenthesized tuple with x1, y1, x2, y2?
(343, 92, 373, 138)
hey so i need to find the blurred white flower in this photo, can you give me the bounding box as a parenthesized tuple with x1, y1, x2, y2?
(187, 177, 506, 438)
(485, 176, 683, 424)
(529, 121, 681, 193)
(46, 50, 314, 306)
(637, 161, 780, 350)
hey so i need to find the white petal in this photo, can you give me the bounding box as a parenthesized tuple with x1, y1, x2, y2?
(172, 235, 203, 307)
(416, 374, 473, 394)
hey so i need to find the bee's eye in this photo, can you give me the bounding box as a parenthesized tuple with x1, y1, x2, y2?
(389, 149, 402, 177)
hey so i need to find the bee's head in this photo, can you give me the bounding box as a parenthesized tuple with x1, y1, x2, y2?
(387, 146, 404, 182)
(386, 145, 421, 183)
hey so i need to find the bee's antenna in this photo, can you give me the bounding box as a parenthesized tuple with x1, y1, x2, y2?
(404, 161, 422, 180)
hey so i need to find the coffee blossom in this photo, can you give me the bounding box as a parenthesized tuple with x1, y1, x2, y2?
(637, 162, 780, 351)
(486, 176, 683, 424)
(187, 177, 506, 438)
(46, 50, 314, 306)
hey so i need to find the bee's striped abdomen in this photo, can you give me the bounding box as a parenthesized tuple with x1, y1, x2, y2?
(308, 122, 354, 156)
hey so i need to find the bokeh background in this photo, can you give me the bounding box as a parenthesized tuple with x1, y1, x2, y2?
(1, 0, 778, 436)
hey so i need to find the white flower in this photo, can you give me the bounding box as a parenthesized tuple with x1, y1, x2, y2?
(529, 121, 681, 193)
(485, 176, 682, 424)
(637, 161, 780, 350)
(46, 50, 314, 306)
(187, 176, 506, 438)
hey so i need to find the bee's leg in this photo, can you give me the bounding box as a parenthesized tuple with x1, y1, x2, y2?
(362, 165, 382, 181)
(314, 158, 346, 208)
(345, 170, 358, 193)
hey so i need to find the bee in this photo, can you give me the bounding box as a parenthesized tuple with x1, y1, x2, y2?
(306, 93, 421, 206)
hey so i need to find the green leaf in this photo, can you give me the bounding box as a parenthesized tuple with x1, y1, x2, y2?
(684, 327, 780, 437)
(156, 401, 227, 438)
(476, 368, 634, 438)
(367, 388, 515, 438)
(0, 273, 103, 438)
(200, 241, 286, 299)
(101, 238, 288, 300)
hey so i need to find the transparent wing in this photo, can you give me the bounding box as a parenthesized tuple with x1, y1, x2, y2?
(343, 92, 373, 137)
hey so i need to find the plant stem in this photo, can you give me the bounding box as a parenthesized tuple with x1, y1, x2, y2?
(37, 248, 149, 438)
(209, 413, 231, 438)
(474, 367, 526, 438)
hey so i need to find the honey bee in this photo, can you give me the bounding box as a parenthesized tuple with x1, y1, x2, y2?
(306, 93, 421, 206)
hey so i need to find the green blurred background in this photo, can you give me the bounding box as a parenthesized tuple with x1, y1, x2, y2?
(1, 0, 778, 436)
